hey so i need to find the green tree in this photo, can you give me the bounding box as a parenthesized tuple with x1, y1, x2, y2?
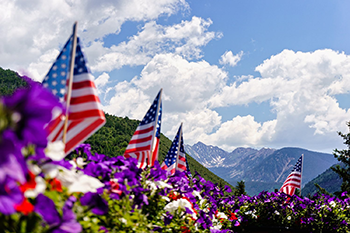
(234, 180, 246, 196)
(332, 122, 350, 195)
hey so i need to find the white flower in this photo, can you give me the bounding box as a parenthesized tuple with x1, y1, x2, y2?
(287, 216, 291, 221)
(41, 163, 59, 178)
(76, 157, 87, 167)
(146, 180, 173, 195)
(24, 176, 46, 198)
(120, 218, 127, 224)
(329, 201, 336, 208)
(164, 198, 196, 219)
(164, 198, 192, 213)
(56, 167, 104, 193)
(45, 141, 66, 161)
(274, 210, 280, 215)
(216, 211, 228, 220)
(210, 217, 222, 230)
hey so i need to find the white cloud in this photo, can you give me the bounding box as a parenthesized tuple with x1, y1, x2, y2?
(207, 49, 350, 151)
(95, 72, 110, 89)
(219, 51, 243, 67)
(103, 53, 227, 144)
(0, 0, 189, 80)
(199, 115, 277, 151)
(91, 16, 221, 72)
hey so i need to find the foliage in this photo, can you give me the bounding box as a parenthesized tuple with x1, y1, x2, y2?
(0, 67, 28, 96)
(332, 122, 350, 195)
(233, 181, 247, 196)
(0, 67, 234, 191)
(301, 165, 342, 196)
(1, 74, 350, 233)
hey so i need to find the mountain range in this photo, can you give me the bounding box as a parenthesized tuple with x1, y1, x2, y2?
(185, 142, 339, 195)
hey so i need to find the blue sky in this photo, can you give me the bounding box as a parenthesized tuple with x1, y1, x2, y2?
(1, 0, 350, 153)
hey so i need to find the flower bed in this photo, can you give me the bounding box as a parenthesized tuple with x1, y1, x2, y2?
(1, 79, 350, 232)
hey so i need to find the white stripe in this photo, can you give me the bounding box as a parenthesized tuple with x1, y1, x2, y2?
(69, 102, 103, 113)
(47, 118, 64, 141)
(70, 86, 99, 98)
(65, 118, 98, 141)
(126, 140, 152, 150)
(128, 128, 154, 140)
(166, 163, 176, 173)
(126, 122, 156, 142)
(72, 73, 93, 82)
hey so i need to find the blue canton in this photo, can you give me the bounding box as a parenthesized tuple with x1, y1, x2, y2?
(164, 129, 180, 167)
(42, 37, 72, 102)
(140, 91, 161, 125)
(42, 36, 89, 102)
(291, 156, 302, 173)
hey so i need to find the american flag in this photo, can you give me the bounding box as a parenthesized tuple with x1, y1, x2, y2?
(124, 89, 162, 168)
(161, 123, 190, 175)
(279, 154, 303, 195)
(43, 35, 106, 154)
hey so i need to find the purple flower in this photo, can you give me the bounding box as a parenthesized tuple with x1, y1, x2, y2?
(35, 194, 82, 233)
(197, 209, 213, 229)
(80, 192, 108, 215)
(0, 176, 23, 215)
(75, 144, 92, 158)
(3, 77, 62, 147)
(148, 161, 167, 181)
(164, 212, 173, 226)
(0, 130, 27, 183)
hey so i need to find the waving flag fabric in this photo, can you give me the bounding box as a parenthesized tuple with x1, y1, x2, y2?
(43, 35, 106, 154)
(124, 89, 162, 168)
(176, 126, 188, 173)
(161, 123, 190, 175)
(279, 154, 303, 195)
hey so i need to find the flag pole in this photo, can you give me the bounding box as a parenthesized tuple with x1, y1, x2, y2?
(300, 154, 304, 192)
(174, 122, 183, 173)
(62, 22, 78, 145)
(149, 88, 162, 166)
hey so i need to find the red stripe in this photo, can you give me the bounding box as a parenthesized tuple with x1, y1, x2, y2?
(284, 177, 301, 183)
(177, 164, 186, 171)
(69, 109, 105, 119)
(281, 183, 300, 189)
(128, 135, 153, 144)
(287, 173, 301, 178)
(151, 138, 159, 166)
(70, 95, 101, 105)
(67, 119, 83, 131)
(282, 184, 301, 190)
(47, 115, 63, 134)
(178, 156, 186, 162)
(72, 80, 96, 89)
(124, 145, 151, 154)
(52, 124, 64, 141)
(283, 178, 301, 185)
(65, 118, 105, 153)
(133, 126, 154, 135)
(139, 153, 145, 169)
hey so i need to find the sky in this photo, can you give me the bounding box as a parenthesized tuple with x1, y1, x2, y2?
(1, 0, 350, 154)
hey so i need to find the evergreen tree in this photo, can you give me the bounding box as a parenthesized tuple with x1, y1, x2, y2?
(332, 122, 350, 195)
(234, 181, 247, 196)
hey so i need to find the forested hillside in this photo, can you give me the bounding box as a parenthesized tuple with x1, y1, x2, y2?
(83, 113, 233, 187)
(0, 67, 234, 190)
(0, 67, 27, 95)
(302, 163, 343, 196)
